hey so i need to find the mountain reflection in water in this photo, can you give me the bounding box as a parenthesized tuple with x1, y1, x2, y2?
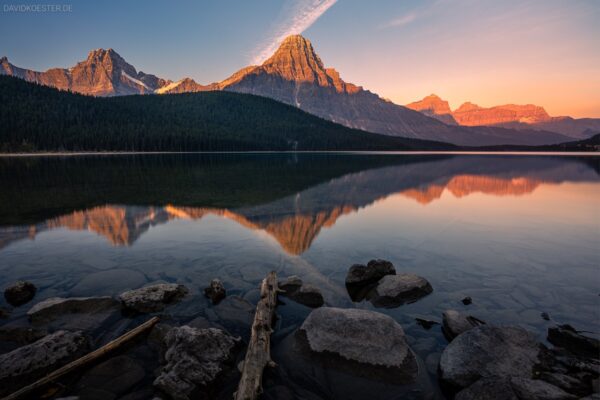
(0, 153, 597, 255)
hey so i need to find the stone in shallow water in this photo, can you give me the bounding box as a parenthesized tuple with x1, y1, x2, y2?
(278, 275, 303, 293)
(27, 296, 120, 331)
(455, 376, 577, 400)
(345, 259, 396, 287)
(153, 326, 240, 400)
(298, 307, 417, 382)
(547, 324, 600, 359)
(0, 330, 89, 396)
(119, 283, 188, 313)
(439, 325, 543, 390)
(442, 309, 485, 341)
(4, 280, 37, 306)
(285, 283, 325, 308)
(204, 279, 226, 305)
(369, 273, 432, 308)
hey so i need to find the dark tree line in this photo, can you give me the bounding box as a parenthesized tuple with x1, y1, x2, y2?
(0, 76, 452, 152)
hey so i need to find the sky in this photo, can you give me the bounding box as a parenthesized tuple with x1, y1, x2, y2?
(1, 0, 599, 117)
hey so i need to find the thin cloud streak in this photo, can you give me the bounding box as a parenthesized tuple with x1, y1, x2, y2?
(251, 0, 337, 65)
(381, 13, 417, 29)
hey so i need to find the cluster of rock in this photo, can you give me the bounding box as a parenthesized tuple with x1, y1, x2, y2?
(437, 309, 600, 399)
(278, 275, 324, 308)
(345, 259, 432, 308)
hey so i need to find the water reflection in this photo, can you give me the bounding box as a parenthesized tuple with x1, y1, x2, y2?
(1, 154, 597, 255)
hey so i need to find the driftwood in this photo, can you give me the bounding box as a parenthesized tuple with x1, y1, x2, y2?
(234, 271, 279, 400)
(2, 316, 160, 400)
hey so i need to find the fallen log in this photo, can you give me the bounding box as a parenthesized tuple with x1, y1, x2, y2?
(2, 316, 160, 400)
(234, 271, 279, 400)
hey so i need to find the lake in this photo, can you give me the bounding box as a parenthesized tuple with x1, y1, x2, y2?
(0, 153, 599, 399)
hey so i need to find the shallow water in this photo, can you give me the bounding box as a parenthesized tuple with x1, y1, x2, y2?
(0, 153, 599, 399)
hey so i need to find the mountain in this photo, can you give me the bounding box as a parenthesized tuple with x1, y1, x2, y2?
(0, 49, 172, 96)
(0, 37, 576, 146)
(213, 35, 570, 146)
(407, 94, 600, 139)
(406, 94, 458, 125)
(0, 75, 454, 152)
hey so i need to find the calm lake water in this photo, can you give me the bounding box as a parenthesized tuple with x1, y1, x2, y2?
(0, 153, 599, 399)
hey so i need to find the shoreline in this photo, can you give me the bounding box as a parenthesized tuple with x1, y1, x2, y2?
(0, 150, 598, 157)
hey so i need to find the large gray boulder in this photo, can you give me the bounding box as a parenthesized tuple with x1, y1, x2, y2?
(455, 376, 577, 400)
(369, 273, 432, 308)
(439, 325, 543, 390)
(345, 259, 396, 287)
(442, 309, 485, 341)
(119, 283, 188, 313)
(4, 280, 37, 306)
(154, 326, 240, 400)
(0, 330, 89, 396)
(298, 307, 417, 381)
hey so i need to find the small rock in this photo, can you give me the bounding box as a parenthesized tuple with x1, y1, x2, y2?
(345, 259, 396, 287)
(213, 296, 255, 332)
(286, 284, 324, 308)
(119, 283, 188, 313)
(439, 325, 543, 390)
(77, 355, 145, 396)
(278, 275, 303, 293)
(204, 279, 226, 305)
(27, 296, 118, 324)
(541, 312, 550, 321)
(548, 325, 600, 358)
(415, 317, 439, 330)
(153, 326, 240, 400)
(442, 309, 485, 341)
(4, 281, 37, 306)
(0, 330, 89, 396)
(369, 273, 432, 308)
(455, 376, 576, 400)
(298, 307, 417, 382)
(461, 296, 472, 305)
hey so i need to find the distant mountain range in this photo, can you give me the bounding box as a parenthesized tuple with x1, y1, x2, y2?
(1, 34, 596, 147)
(406, 94, 600, 139)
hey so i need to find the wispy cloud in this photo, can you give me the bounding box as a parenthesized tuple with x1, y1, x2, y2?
(381, 13, 417, 29)
(251, 0, 338, 65)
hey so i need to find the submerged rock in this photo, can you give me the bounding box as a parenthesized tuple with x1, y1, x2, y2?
(548, 325, 600, 359)
(439, 325, 543, 390)
(369, 273, 432, 308)
(461, 296, 472, 305)
(27, 296, 119, 331)
(415, 317, 439, 330)
(77, 355, 145, 397)
(119, 283, 188, 313)
(154, 326, 240, 400)
(455, 376, 576, 400)
(284, 283, 324, 308)
(0, 306, 9, 319)
(0, 330, 89, 396)
(4, 280, 37, 306)
(345, 259, 396, 287)
(442, 309, 485, 341)
(278, 275, 303, 293)
(298, 307, 417, 382)
(204, 279, 226, 305)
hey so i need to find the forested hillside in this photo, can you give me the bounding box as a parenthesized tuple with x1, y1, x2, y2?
(0, 76, 454, 152)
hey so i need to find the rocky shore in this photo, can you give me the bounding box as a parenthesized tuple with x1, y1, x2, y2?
(0, 259, 598, 399)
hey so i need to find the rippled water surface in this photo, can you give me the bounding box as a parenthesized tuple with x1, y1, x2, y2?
(0, 153, 599, 399)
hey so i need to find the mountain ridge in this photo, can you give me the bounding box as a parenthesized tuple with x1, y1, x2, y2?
(0, 35, 580, 146)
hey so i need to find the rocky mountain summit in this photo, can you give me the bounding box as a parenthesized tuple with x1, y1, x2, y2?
(407, 94, 600, 139)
